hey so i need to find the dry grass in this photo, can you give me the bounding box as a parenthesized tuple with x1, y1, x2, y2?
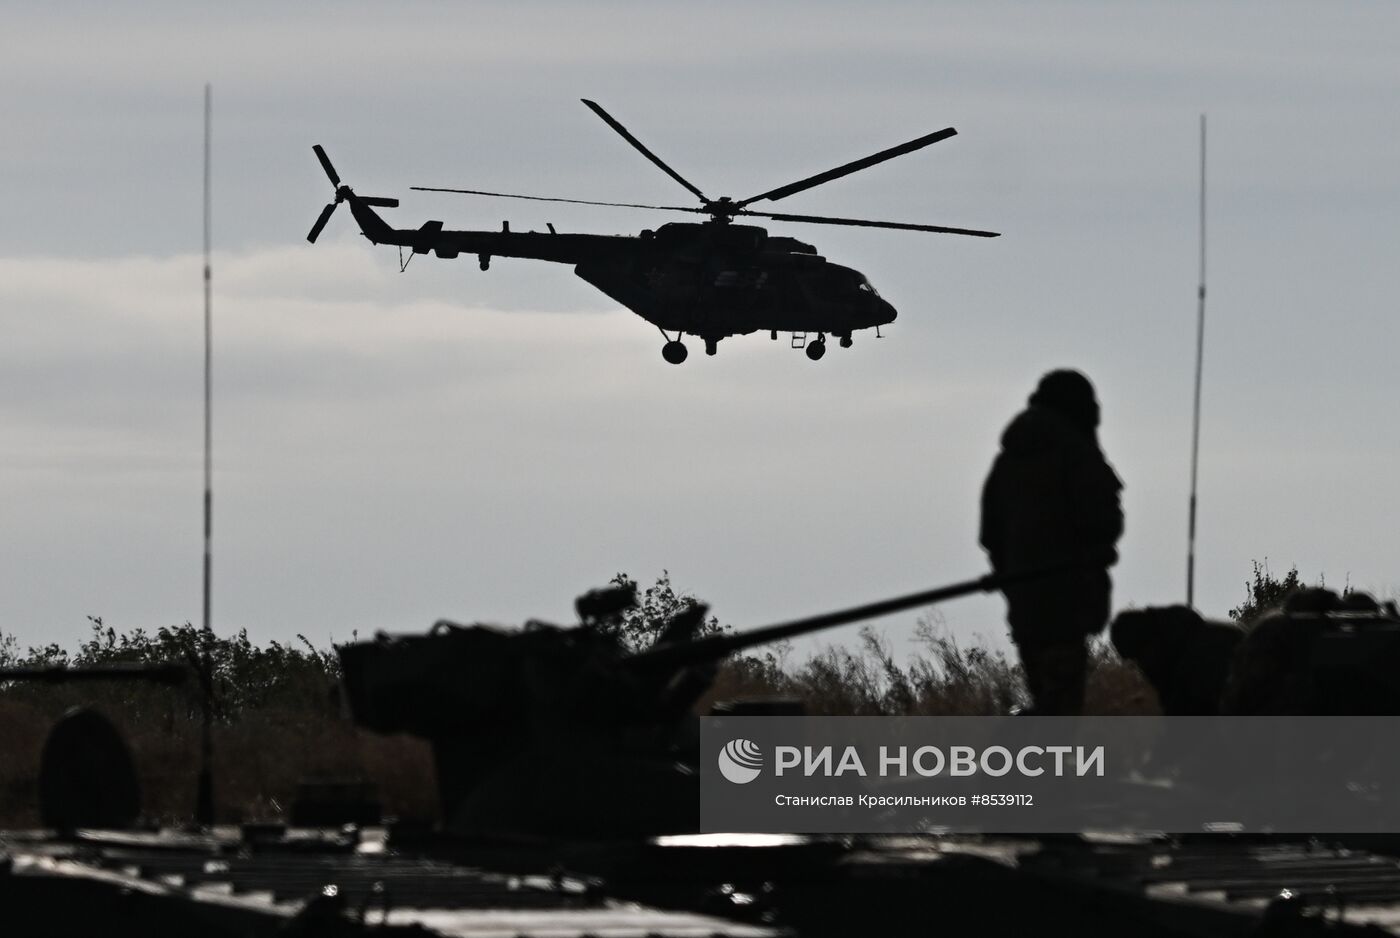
(712, 622, 1157, 717)
(0, 693, 437, 829)
(0, 622, 439, 827)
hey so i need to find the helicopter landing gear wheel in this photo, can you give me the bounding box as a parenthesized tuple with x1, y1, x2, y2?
(704, 337, 719, 356)
(839, 333, 853, 349)
(806, 339, 827, 361)
(662, 340, 688, 364)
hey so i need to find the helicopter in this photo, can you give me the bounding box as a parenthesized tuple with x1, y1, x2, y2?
(306, 99, 999, 364)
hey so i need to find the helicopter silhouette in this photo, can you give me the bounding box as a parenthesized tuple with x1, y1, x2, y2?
(307, 100, 998, 363)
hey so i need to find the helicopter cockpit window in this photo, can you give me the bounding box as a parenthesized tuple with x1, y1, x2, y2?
(830, 269, 871, 295)
(850, 272, 879, 296)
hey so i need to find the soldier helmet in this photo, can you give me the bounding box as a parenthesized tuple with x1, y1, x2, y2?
(1029, 369, 1100, 432)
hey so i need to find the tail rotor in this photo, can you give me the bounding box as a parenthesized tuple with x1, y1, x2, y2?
(306, 145, 399, 243)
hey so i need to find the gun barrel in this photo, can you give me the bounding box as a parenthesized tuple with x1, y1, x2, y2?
(628, 560, 1090, 672)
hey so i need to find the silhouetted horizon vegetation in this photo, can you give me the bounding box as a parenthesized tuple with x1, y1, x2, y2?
(0, 563, 1348, 825)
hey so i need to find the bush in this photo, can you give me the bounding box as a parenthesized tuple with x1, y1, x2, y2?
(1229, 561, 1306, 626)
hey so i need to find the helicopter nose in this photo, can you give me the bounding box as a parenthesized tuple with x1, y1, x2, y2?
(877, 297, 897, 324)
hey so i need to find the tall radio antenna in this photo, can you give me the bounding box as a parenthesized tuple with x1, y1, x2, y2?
(196, 82, 215, 825)
(1186, 114, 1207, 608)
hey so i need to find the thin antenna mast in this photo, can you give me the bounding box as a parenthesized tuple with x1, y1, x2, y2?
(1186, 114, 1206, 607)
(203, 85, 212, 643)
(196, 82, 215, 825)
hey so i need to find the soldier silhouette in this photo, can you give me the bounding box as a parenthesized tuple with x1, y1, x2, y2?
(980, 370, 1123, 714)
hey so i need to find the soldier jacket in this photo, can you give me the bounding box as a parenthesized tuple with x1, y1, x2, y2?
(979, 404, 1124, 644)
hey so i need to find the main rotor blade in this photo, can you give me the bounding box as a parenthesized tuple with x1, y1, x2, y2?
(306, 202, 336, 243)
(740, 208, 999, 237)
(581, 99, 709, 203)
(411, 185, 705, 214)
(312, 145, 340, 187)
(359, 196, 400, 208)
(737, 127, 958, 207)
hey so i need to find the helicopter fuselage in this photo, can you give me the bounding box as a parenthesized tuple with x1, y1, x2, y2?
(349, 198, 896, 356)
(577, 222, 896, 340)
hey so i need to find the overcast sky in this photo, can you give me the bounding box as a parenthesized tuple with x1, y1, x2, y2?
(3, 2, 1398, 658)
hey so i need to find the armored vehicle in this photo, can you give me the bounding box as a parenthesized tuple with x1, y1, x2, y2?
(336, 568, 1051, 838)
(1223, 587, 1400, 715)
(1112, 588, 1400, 717)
